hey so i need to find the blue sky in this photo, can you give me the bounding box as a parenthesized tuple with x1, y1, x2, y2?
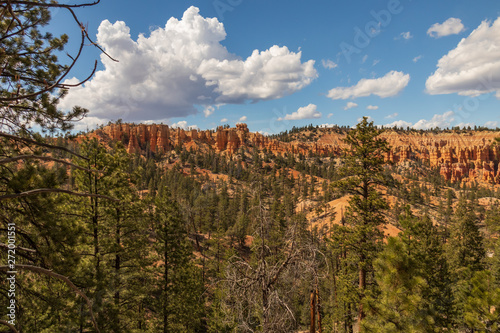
(52, 0, 500, 133)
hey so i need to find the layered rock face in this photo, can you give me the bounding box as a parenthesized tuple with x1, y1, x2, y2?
(100, 123, 171, 154)
(92, 124, 500, 184)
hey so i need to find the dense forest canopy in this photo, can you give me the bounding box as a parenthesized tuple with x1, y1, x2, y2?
(1, 1, 500, 333)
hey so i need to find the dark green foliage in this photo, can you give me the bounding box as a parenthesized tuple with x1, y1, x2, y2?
(462, 270, 500, 332)
(330, 117, 390, 326)
(398, 210, 453, 329)
(447, 197, 485, 276)
(363, 237, 433, 333)
(0, 0, 98, 134)
(151, 192, 205, 333)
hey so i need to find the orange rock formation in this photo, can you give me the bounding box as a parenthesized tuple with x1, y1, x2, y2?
(90, 124, 500, 184)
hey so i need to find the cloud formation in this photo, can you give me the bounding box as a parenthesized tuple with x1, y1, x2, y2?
(367, 105, 379, 110)
(384, 111, 455, 129)
(427, 18, 465, 38)
(327, 71, 410, 100)
(239, 116, 247, 122)
(413, 111, 455, 129)
(426, 17, 500, 97)
(278, 104, 321, 121)
(396, 31, 413, 40)
(385, 120, 412, 128)
(484, 121, 498, 128)
(60, 6, 317, 122)
(171, 121, 198, 129)
(322, 59, 338, 69)
(344, 102, 358, 110)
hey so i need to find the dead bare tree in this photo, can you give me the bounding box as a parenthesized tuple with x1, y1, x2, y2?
(218, 196, 327, 332)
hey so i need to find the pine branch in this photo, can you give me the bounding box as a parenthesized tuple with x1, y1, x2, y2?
(0, 188, 120, 202)
(0, 320, 18, 333)
(0, 154, 99, 173)
(0, 264, 100, 333)
(0, 242, 36, 252)
(0, 132, 89, 160)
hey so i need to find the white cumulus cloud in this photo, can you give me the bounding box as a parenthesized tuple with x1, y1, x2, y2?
(413, 111, 455, 129)
(484, 121, 498, 128)
(456, 122, 475, 128)
(278, 104, 321, 121)
(322, 59, 338, 69)
(383, 111, 455, 129)
(59, 6, 317, 122)
(203, 106, 215, 117)
(327, 71, 410, 100)
(220, 118, 228, 123)
(344, 102, 358, 110)
(239, 115, 247, 122)
(73, 116, 109, 132)
(385, 112, 398, 119)
(426, 17, 500, 97)
(367, 105, 379, 110)
(357, 116, 373, 123)
(171, 121, 198, 130)
(427, 18, 465, 38)
(385, 120, 413, 128)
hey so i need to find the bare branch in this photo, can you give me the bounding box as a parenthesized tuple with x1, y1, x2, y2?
(0, 319, 18, 333)
(0, 188, 120, 202)
(0, 242, 36, 253)
(0, 264, 100, 333)
(7, 1, 101, 9)
(0, 24, 89, 102)
(0, 132, 88, 160)
(0, 154, 99, 173)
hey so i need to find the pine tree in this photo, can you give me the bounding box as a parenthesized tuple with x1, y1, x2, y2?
(398, 209, 453, 329)
(70, 139, 150, 332)
(331, 116, 390, 325)
(151, 191, 204, 332)
(462, 270, 500, 332)
(0, 2, 114, 330)
(362, 237, 432, 333)
(446, 196, 486, 330)
(447, 196, 485, 276)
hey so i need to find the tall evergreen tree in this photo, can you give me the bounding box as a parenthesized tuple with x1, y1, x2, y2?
(0, 2, 114, 330)
(331, 117, 390, 326)
(151, 190, 205, 333)
(446, 196, 486, 330)
(398, 209, 453, 329)
(362, 237, 432, 333)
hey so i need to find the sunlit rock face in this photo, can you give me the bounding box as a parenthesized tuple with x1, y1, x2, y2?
(93, 124, 500, 184)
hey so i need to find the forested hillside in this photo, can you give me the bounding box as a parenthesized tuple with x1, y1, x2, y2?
(3, 116, 500, 332)
(1, 1, 500, 333)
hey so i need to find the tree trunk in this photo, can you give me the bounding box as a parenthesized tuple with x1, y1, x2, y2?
(114, 208, 121, 332)
(357, 265, 366, 328)
(310, 289, 316, 333)
(316, 286, 323, 333)
(164, 246, 168, 333)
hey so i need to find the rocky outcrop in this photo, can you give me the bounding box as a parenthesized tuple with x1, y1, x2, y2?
(92, 123, 500, 184)
(101, 123, 171, 153)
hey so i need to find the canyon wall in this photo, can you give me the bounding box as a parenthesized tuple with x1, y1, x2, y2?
(90, 123, 500, 184)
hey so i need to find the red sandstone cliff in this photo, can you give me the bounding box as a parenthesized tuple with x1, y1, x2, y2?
(88, 124, 500, 185)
